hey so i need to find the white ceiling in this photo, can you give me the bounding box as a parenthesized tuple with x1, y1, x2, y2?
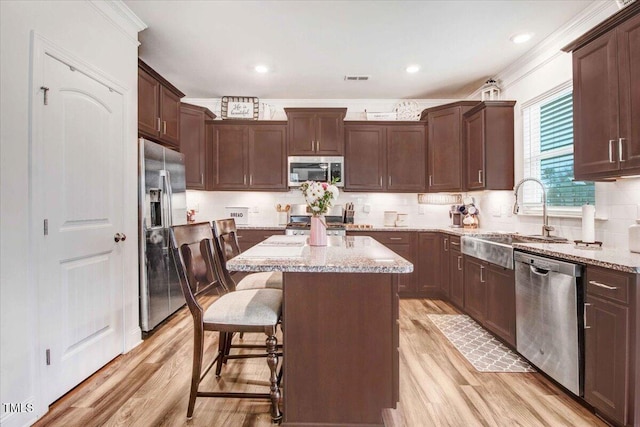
(125, 0, 595, 99)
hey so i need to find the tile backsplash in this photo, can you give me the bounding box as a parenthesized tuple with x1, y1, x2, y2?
(187, 177, 640, 250)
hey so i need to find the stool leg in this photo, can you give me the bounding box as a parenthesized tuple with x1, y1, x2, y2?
(266, 334, 282, 423)
(187, 326, 204, 418)
(215, 331, 227, 377)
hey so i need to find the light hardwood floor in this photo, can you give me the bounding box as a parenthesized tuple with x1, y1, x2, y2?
(34, 293, 607, 427)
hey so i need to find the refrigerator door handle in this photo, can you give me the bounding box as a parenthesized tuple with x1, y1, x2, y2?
(165, 170, 174, 226)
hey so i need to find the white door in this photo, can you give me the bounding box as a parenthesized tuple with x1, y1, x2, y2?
(35, 53, 125, 404)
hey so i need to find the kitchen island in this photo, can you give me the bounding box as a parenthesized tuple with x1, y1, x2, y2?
(226, 235, 413, 427)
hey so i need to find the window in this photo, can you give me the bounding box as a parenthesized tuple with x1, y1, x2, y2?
(522, 82, 594, 213)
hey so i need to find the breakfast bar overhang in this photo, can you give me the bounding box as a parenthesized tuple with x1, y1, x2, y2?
(226, 235, 413, 426)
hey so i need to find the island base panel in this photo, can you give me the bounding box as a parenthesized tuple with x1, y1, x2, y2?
(282, 272, 399, 426)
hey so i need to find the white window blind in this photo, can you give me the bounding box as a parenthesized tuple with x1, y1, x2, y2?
(521, 83, 594, 213)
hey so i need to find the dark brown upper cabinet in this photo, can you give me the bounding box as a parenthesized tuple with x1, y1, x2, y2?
(208, 121, 288, 191)
(285, 108, 346, 155)
(344, 122, 426, 192)
(463, 101, 516, 191)
(421, 101, 477, 192)
(180, 103, 215, 190)
(563, 5, 640, 180)
(138, 59, 184, 148)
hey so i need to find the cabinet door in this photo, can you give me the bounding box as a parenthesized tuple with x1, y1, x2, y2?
(180, 105, 206, 190)
(449, 249, 464, 309)
(484, 265, 516, 347)
(159, 86, 181, 148)
(315, 112, 344, 155)
(464, 109, 485, 190)
(357, 232, 416, 296)
(387, 242, 415, 296)
(618, 13, 640, 173)
(138, 67, 160, 138)
(212, 125, 248, 189)
(344, 126, 385, 191)
(463, 257, 486, 323)
(584, 295, 629, 425)
(287, 113, 315, 155)
(387, 126, 426, 192)
(248, 125, 287, 190)
(440, 235, 450, 299)
(573, 29, 620, 179)
(428, 107, 463, 191)
(417, 233, 440, 295)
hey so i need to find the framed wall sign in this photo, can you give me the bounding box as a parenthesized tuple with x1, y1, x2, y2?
(221, 96, 259, 120)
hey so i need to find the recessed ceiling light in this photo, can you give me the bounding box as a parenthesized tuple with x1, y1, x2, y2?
(255, 65, 269, 73)
(406, 65, 420, 73)
(510, 33, 533, 44)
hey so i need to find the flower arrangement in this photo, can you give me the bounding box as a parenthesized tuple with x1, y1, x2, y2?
(300, 180, 339, 216)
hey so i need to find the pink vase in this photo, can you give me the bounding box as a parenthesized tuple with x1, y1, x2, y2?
(309, 215, 327, 246)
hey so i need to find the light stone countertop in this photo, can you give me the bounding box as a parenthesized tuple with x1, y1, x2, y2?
(513, 242, 640, 274)
(226, 235, 414, 274)
(235, 223, 639, 272)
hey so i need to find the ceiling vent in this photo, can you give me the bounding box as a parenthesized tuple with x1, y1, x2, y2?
(344, 75, 370, 81)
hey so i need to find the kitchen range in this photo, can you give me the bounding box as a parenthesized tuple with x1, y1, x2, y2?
(284, 204, 346, 236)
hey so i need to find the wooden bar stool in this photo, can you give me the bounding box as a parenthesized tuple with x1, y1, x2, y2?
(170, 222, 283, 422)
(213, 218, 283, 291)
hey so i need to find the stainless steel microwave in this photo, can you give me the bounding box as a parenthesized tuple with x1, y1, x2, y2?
(287, 156, 344, 187)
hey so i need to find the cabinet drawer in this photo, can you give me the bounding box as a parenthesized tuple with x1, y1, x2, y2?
(586, 267, 631, 304)
(237, 229, 284, 250)
(448, 235, 461, 249)
(367, 232, 413, 244)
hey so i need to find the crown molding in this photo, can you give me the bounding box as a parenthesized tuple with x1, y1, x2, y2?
(88, 0, 147, 46)
(467, 0, 619, 98)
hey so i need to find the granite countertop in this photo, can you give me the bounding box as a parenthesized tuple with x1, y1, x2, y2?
(513, 242, 640, 274)
(235, 223, 639, 272)
(226, 235, 414, 274)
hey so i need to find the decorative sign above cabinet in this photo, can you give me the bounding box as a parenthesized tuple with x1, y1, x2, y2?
(221, 96, 259, 120)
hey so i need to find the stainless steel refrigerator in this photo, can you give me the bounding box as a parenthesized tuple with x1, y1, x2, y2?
(139, 138, 187, 332)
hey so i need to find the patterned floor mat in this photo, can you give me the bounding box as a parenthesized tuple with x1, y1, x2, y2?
(427, 314, 535, 373)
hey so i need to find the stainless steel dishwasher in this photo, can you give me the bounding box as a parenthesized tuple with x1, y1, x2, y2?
(514, 251, 584, 396)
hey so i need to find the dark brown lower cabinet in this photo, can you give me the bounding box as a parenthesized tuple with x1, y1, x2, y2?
(349, 232, 418, 297)
(463, 257, 486, 323)
(449, 237, 464, 309)
(584, 266, 636, 427)
(440, 234, 451, 299)
(418, 233, 441, 297)
(236, 229, 283, 250)
(463, 256, 516, 347)
(484, 264, 516, 346)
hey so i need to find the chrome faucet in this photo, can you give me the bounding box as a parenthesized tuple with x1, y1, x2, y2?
(513, 177, 555, 238)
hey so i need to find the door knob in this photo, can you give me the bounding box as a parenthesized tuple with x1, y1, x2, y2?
(114, 232, 127, 242)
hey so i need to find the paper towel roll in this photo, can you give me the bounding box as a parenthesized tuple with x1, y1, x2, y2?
(582, 204, 595, 243)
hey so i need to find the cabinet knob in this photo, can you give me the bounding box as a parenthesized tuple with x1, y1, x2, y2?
(619, 138, 625, 162)
(478, 169, 483, 184)
(114, 232, 127, 243)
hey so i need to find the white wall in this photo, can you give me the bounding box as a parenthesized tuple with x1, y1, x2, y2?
(0, 1, 142, 425)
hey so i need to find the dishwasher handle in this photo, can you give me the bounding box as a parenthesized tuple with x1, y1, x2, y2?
(530, 265, 550, 276)
(514, 251, 582, 277)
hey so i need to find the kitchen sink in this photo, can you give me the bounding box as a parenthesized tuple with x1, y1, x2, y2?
(461, 234, 569, 269)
